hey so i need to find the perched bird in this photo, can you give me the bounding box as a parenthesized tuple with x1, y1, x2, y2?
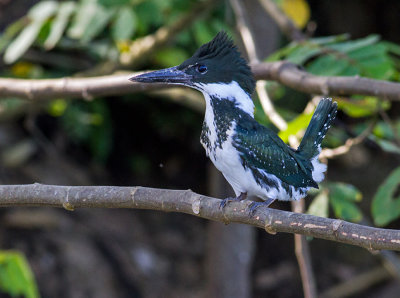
(130, 31, 337, 213)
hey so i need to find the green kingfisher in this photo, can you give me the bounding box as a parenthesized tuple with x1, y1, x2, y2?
(129, 31, 337, 212)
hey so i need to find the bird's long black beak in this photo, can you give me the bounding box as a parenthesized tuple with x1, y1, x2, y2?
(129, 66, 192, 85)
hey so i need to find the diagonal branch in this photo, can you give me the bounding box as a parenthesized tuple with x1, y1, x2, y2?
(2, 62, 400, 101)
(320, 120, 376, 159)
(1, 183, 400, 251)
(230, 0, 288, 130)
(258, 0, 306, 41)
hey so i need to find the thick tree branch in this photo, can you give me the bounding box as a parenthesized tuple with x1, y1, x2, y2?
(252, 61, 400, 100)
(1, 184, 400, 251)
(0, 73, 162, 101)
(2, 61, 400, 101)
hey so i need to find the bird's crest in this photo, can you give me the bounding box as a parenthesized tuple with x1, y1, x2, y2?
(192, 31, 236, 60)
(178, 31, 255, 94)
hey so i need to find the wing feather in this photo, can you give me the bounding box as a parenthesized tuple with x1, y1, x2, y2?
(233, 120, 317, 188)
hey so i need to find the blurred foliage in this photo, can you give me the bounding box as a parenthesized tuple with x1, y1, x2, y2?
(60, 99, 113, 162)
(267, 34, 400, 79)
(0, 0, 226, 166)
(266, 33, 400, 226)
(372, 166, 400, 226)
(327, 182, 363, 222)
(278, 110, 313, 143)
(280, 0, 310, 29)
(307, 183, 363, 222)
(336, 96, 390, 118)
(0, 251, 39, 298)
(0, 0, 227, 65)
(307, 190, 329, 218)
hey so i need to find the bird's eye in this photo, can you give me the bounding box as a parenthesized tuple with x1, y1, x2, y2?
(196, 64, 207, 74)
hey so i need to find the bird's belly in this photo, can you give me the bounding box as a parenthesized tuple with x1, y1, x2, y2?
(208, 142, 309, 202)
(208, 141, 272, 199)
(200, 119, 309, 201)
(211, 146, 246, 195)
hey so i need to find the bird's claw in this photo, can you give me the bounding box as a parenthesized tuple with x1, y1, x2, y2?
(248, 202, 264, 216)
(219, 192, 247, 210)
(219, 197, 234, 209)
(248, 198, 275, 216)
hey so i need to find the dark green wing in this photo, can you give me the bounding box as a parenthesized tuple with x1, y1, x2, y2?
(233, 119, 317, 188)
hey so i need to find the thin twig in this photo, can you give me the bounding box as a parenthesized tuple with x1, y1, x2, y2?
(320, 120, 376, 159)
(1, 184, 400, 251)
(320, 267, 391, 298)
(292, 200, 317, 298)
(258, 0, 306, 41)
(230, 0, 287, 130)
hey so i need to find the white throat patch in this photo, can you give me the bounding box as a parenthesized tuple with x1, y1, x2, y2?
(195, 81, 254, 117)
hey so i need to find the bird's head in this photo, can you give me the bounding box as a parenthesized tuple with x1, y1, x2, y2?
(129, 31, 256, 96)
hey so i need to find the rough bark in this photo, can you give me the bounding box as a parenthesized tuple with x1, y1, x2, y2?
(0, 184, 399, 251)
(1, 62, 400, 101)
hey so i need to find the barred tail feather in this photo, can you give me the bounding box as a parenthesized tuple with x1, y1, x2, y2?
(298, 98, 337, 160)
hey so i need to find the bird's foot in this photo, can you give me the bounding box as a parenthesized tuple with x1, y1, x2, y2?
(248, 198, 275, 216)
(219, 192, 247, 209)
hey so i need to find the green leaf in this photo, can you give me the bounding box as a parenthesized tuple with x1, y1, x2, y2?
(278, 111, 313, 143)
(330, 182, 362, 202)
(285, 45, 322, 65)
(4, 1, 58, 64)
(372, 167, 400, 226)
(135, 0, 165, 33)
(328, 34, 380, 53)
(67, 0, 98, 40)
(81, 7, 116, 43)
(111, 6, 136, 42)
(370, 136, 400, 155)
(268, 34, 397, 81)
(307, 191, 329, 218)
(266, 34, 350, 64)
(44, 2, 76, 50)
(267, 42, 321, 64)
(98, 0, 131, 6)
(336, 97, 390, 118)
(328, 182, 363, 222)
(307, 55, 357, 76)
(306, 34, 351, 45)
(348, 43, 394, 79)
(0, 251, 39, 298)
(373, 121, 396, 139)
(0, 18, 26, 54)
